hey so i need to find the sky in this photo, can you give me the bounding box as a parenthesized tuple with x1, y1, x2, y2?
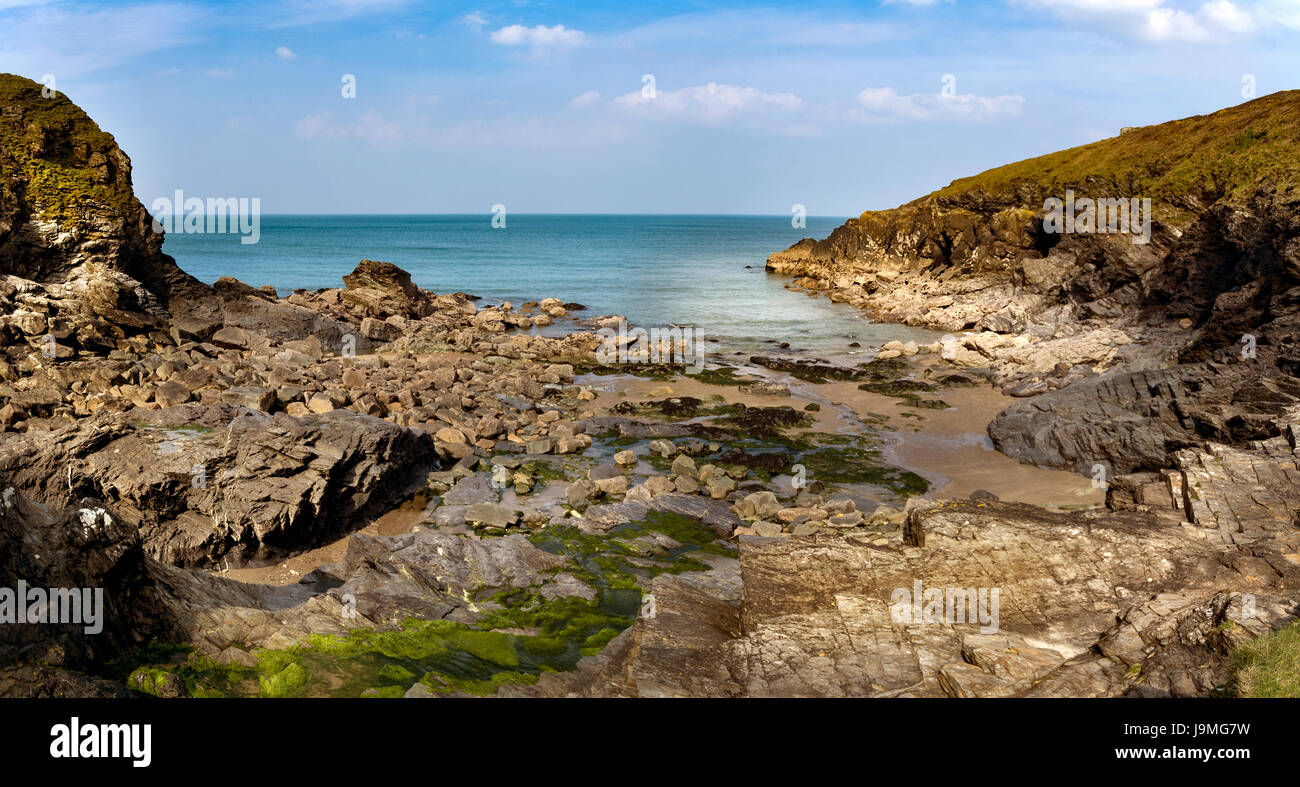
(2, 0, 1299, 215)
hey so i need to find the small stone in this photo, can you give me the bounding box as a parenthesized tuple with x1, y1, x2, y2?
(739, 382, 791, 397)
(733, 490, 781, 520)
(442, 475, 498, 506)
(674, 475, 701, 494)
(868, 505, 902, 526)
(649, 440, 676, 458)
(706, 476, 736, 500)
(566, 480, 598, 508)
(624, 484, 653, 503)
(306, 394, 335, 414)
(645, 476, 676, 497)
(594, 475, 628, 496)
(828, 511, 864, 527)
(154, 381, 193, 408)
(466, 502, 519, 528)
(435, 427, 469, 445)
(220, 386, 276, 412)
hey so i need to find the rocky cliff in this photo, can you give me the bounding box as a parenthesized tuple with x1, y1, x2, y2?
(769, 91, 1300, 475)
(769, 91, 1300, 335)
(0, 74, 210, 319)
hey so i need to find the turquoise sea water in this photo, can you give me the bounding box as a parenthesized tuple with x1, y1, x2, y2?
(161, 214, 937, 356)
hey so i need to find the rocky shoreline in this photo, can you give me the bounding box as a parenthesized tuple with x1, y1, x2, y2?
(2, 73, 1298, 698)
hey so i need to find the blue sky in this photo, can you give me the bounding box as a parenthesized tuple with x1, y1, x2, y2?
(2, 0, 1299, 214)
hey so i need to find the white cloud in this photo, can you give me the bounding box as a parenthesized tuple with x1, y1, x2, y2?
(612, 10, 898, 49)
(569, 90, 601, 109)
(266, 0, 408, 29)
(1024, 0, 1257, 42)
(0, 2, 203, 78)
(1200, 0, 1254, 32)
(203, 68, 234, 78)
(1256, 0, 1300, 29)
(294, 112, 329, 139)
(294, 110, 403, 143)
(615, 82, 801, 123)
(275, 45, 296, 60)
(489, 24, 587, 48)
(460, 11, 487, 31)
(856, 86, 1025, 120)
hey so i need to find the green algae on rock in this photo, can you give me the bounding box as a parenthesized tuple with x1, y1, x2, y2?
(125, 510, 732, 698)
(0, 74, 138, 230)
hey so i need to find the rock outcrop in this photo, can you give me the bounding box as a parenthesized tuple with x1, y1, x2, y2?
(512, 481, 1300, 697)
(0, 74, 207, 308)
(0, 484, 182, 679)
(0, 403, 437, 567)
(769, 91, 1300, 475)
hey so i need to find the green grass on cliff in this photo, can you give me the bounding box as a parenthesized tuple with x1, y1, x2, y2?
(0, 73, 136, 228)
(904, 90, 1300, 224)
(1230, 620, 1300, 698)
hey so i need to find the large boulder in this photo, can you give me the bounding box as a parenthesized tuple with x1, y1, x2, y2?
(0, 485, 181, 674)
(0, 403, 439, 567)
(341, 259, 432, 318)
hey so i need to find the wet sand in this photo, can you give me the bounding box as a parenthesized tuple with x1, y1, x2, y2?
(818, 380, 1103, 508)
(220, 492, 435, 586)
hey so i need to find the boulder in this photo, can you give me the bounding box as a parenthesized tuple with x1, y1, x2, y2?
(0, 404, 438, 567)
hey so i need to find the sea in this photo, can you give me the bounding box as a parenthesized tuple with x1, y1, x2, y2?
(161, 214, 939, 358)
